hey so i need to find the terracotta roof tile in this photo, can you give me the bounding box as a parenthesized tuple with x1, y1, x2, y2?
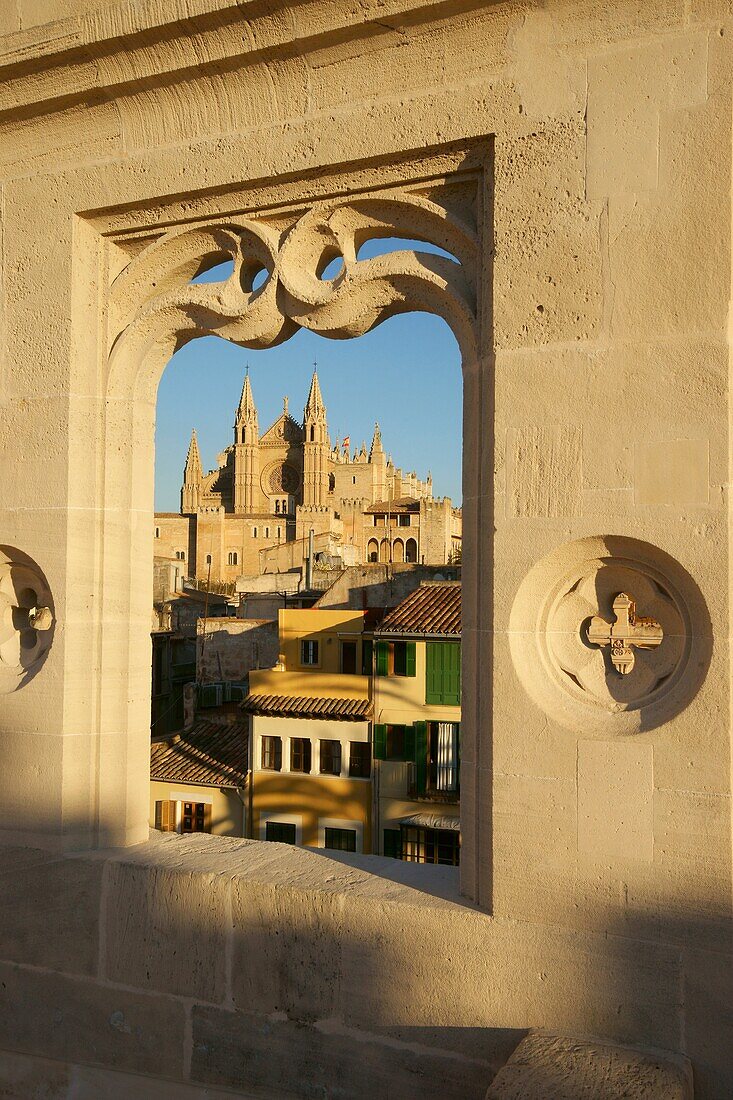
(241, 693, 372, 720)
(376, 581, 461, 636)
(150, 720, 248, 787)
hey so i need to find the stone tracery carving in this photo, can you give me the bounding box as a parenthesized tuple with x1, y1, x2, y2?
(0, 548, 55, 693)
(108, 190, 479, 374)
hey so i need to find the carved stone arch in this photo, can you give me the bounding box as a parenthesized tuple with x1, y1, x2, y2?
(107, 191, 478, 403)
(97, 177, 483, 867)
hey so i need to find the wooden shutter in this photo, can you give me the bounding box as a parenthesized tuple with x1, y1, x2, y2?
(373, 723, 387, 760)
(155, 799, 177, 832)
(425, 643, 461, 704)
(361, 639, 373, 676)
(405, 642, 416, 678)
(203, 804, 212, 833)
(425, 642, 441, 704)
(444, 643, 461, 705)
(413, 722, 428, 795)
(376, 641, 389, 676)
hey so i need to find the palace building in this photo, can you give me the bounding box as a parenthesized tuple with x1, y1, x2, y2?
(155, 368, 462, 584)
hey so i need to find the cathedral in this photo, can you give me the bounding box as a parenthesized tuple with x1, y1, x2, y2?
(154, 369, 462, 585)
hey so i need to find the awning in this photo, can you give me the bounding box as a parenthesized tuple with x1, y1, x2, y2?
(399, 813, 460, 832)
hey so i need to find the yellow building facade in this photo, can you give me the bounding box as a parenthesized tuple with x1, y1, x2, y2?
(244, 608, 374, 852)
(371, 583, 461, 864)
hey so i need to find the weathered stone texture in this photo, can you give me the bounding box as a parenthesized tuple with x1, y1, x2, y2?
(485, 1031, 693, 1100)
(0, 0, 731, 1096)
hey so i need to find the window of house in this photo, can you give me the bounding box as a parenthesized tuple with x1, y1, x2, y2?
(324, 827, 356, 852)
(320, 739, 341, 776)
(261, 735, 282, 771)
(398, 514, 410, 527)
(277, 526, 281, 539)
(265, 527, 270, 538)
(300, 640, 319, 666)
(265, 821, 296, 844)
(348, 742, 370, 778)
(383, 829, 402, 859)
(290, 737, 312, 773)
(340, 640, 357, 674)
(373, 723, 411, 761)
(205, 554, 212, 565)
(181, 801, 210, 834)
(425, 642, 461, 705)
(228, 551, 238, 566)
(428, 721, 460, 793)
(352, 476, 356, 484)
(155, 527, 160, 538)
(252, 527, 258, 538)
(401, 825, 460, 866)
(375, 640, 416, 677)
(175, 549, 185, 560)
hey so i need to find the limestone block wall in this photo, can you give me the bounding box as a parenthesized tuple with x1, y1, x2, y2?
(196, 618, 279, 683)
(0, 0, 730, 1095)
(0, 836, 698, 1099)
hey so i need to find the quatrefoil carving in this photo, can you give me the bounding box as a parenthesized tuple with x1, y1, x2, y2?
(0, 549, 55, 693)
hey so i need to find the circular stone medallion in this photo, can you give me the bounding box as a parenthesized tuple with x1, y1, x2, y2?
(509, 536, 711, 734)
(0, 547, 55, 693)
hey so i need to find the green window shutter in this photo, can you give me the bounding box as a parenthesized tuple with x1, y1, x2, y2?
(403, 724, 415, 763)
(405, 641, 416, 678)
(425, 642, 441, 704)
(445, 643, 461, 705)
(425, 643, 461, 704)
(361, 639, 373, 676)
(373, 724, 387, 760)
(413, 721, 428, 795)
(376, 641, 389, 676)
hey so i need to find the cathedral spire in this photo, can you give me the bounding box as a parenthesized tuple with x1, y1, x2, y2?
(303, 366, 326, 423)
(369, 422, 384, 460)
(236, 367, 258, 426)
(182, 428, 203, 513)
(184, 428, 203, 477)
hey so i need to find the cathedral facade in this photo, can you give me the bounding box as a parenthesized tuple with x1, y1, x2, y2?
(155, 369, 462, 585)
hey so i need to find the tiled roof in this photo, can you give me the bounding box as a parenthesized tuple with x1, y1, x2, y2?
(364, 497, 420, 514)
(241, 693, 372, 720)
(376, 581, 461, 636)
(150, 720, 248, 787)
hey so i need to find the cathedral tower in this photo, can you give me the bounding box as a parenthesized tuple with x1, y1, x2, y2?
(302, 367, 330, 507)
(369, 422, 388, 501)
(233, 369, 260, 515)
(181, 428, 203, 513)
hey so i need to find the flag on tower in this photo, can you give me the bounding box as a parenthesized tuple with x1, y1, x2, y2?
(342, 436, 350, 450)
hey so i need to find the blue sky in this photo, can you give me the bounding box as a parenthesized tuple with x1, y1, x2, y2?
(154, 244, 463, 512)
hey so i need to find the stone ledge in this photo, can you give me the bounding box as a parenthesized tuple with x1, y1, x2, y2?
(485, 1031, 694, 1100)
(0, 834, 703, 1099)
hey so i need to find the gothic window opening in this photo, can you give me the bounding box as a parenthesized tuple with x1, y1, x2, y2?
(144, 188, 467, 876)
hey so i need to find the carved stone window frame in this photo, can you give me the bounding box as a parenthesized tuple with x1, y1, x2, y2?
(86, 139, 493, 904)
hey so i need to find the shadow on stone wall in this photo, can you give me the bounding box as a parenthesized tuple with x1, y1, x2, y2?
(0, 834, 730, 1098)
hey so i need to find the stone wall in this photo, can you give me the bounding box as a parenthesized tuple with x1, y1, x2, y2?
(0, 836, 700, 1098)
(0, 0, 730, 1095)
(196, 618, 279, 683)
